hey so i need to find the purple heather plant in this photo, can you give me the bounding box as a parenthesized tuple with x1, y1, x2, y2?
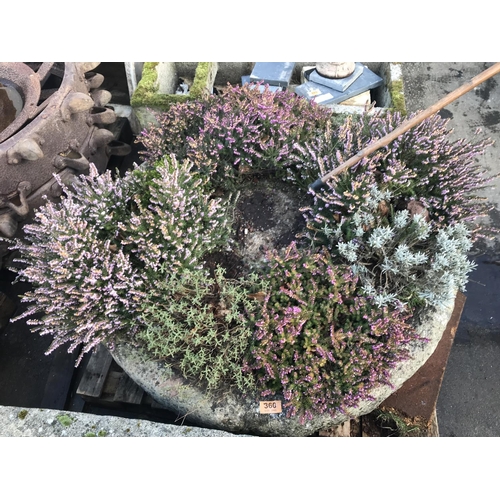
(134, 98, 491, 421)
(8, 156, 231, 365)
(290, 111, 495, 239)
(293, 111, 493, 311)
(243, 242, 419, 423)
(138, 82, 332, 188)
(121, 154, 231, 277)
(8, 85, 489, 426)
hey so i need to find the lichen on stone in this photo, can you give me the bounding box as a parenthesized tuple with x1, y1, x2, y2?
(17, 409, 28, 420)
(56, 414, 73, 427)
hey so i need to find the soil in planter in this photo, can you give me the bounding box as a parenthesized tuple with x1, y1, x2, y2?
(205, 174, 309, 279)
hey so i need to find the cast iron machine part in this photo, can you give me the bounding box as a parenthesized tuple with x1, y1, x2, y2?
(0, 62, 131, 262)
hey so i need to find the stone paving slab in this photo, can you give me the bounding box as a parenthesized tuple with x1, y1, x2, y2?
(0, 405, 253, 437)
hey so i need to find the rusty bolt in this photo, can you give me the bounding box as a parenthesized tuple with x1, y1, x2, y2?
(85, 72, 105, 90)
(78, 63, 101, 73)
(60, 92, 94, 122)
(7, 138, 44, 163)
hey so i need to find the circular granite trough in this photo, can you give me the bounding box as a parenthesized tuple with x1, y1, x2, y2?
(109, 294, 455, 437)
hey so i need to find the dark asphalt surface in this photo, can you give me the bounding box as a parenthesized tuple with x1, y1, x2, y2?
(401, 62, 500, 437)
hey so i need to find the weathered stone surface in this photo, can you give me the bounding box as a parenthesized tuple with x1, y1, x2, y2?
(316, 62, 356, 79)
(198, 62, 218, 95)
(110, 294, 456, 437)
(318, 420, 351, 437)
(156, 62, 178, 95)
(131, 106, 159, 134)
(0, 405, 251, 437)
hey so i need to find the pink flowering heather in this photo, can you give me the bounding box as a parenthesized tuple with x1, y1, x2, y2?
(289, 111, 495, 239)
(243, 242, 419, 423)
(9, 157, 231, 365)
(9, 84, 486, 427)
(121, 154, 231, 276)
(288, 112, 492, 310)
(138, 82, 332, 188)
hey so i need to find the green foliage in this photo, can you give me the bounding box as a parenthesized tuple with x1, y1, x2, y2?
(137, 265, 268, 392)
(374, 409, 421, 436)
(243, 242, 418, 422)
(10, 156, 231, 365)
(302, 186, 476, 309)
(122, 154, 232, 277)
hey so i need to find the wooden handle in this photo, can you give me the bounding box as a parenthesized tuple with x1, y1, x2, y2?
(320, 62, 500, 185)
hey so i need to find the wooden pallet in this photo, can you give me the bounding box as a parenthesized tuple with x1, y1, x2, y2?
(76, 344, 145, 405)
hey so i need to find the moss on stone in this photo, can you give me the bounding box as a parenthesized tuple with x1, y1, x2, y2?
(17, 409, 28, 420)
(56, 414, 73, 427)
(131, 62, 217, 111)
(388, 78, 407, 116)
(130, 61, 158, 107)
(190, 62, 217, 98)
(131, 62, 189, 109)
(84, 430, 107, 437)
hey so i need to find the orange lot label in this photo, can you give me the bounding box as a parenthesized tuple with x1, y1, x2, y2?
(259, 400, 282, 414)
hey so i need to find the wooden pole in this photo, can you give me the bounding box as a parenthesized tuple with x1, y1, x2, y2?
(318, 62, 500, 186)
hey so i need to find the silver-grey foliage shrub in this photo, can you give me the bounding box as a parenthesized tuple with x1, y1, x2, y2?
(294, 111, 494, 311)
(302, 185, 476, 309)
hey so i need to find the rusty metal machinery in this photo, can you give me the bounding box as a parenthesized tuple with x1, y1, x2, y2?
(0, 62, 131, 266)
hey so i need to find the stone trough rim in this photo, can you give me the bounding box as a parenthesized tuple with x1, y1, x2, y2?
(108, 292, 456, 437)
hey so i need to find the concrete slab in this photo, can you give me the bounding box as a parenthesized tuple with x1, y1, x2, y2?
(437, 255, 500, 436)
(401, 62, 500, 249)
(249, 62, 295, 88)
(0, 405, 253, 437)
